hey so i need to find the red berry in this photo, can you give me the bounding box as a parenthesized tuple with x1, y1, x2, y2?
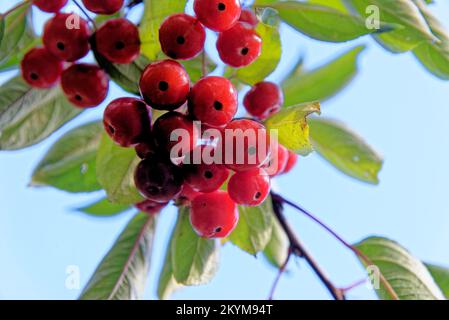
(263, 142, 289, 176)
(228, 168, 270, 206)
(82, 0, 124, 15)
(135, 199, 168, 215)
(188, 76, 238, 128)
(43, 13, 90, 62)
(135, 141, 155, 159)
(103, 98, 151, 148)
(282, 151, 298, 174)
(239, 9, 258, 28)
(20, 47, 63, 89)
(190, 191, 238, 238)
(193, 0, 241, 32)
(184, 163, 229, 193)
(95, 18, 140, 64)
(243, 82, 283, 120)
(216, 22, 262, 67)
(134, 155, 184, 203)
(139, 60, 190, 111)
(178, 183, 203, 203)
(159, 14, 206, 60)
(61, 63, 109, 108)
(222, 119, 270, 172)
(34, 0, 68, 13)
(152, 112, 199, 160)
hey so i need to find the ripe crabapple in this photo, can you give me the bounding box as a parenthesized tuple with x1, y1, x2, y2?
(282, 151, 298, 174)
(159, 14, 206, 60)
(190, 190, 238, 238)
(61, 63, 109, 108)
(135, 141, 155, 159)
(103, 98, 152, 148)
(178, 183, 203, 203)
(216, 22, 262, 67)
(43, 13, 90, 62)
(188, 76, 238, 128)
(193, 0, 241, 32)
(228, 168, 270, 206)
(239, 9, 258, 28)
(33, 0, 68, 13)
(139, 60, 190, 111)
(263, 142, 289, 176)
(243, 82, 283, 120)
(184, 163, 230, 193)
(20, 47, 63, 89)
(82, 0, 124, 15)
(135, 199, 168, 215)
(95, 18, 140, 64)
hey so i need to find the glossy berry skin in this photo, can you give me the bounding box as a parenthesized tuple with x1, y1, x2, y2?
(103, 98, 151, 148)
(239, 9, 258, 28)
(222, 119, 270, 172)
(34, 0, 68, 13)
(135, 155, 184, 203)
(216, 22, 262, 68)
(178, 183, 203, 203)
(188, 76, 238, 128)
(184, 163, 230, 193)
(82, 0, 124, 15)
(135, 199, 168, 215)
(243, 82, 283, 120)
(194, 0, 241, 32)
(159, 14, 206, 60)
(61, 63, 109, 108)
(135, 142, 155, 159)
(282, 151, 298, 174)
(153, 112, 199, 160)
(228, 168, 270, 206)
(43, 13, 90, 62)
(20, 47, 63, 89)
(95, 18, 140, 64)
(139, 60, 190, 111)
(264, 142, 289, 176)
(190, 191, 238, 238)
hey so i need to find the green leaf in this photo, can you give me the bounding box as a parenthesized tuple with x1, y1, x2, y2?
(426, 263, 449, 299)
(343, 0, 438, 53)
(308, 0, 348, 12)
(264, 1, 389, 42)
(236, 8, 281, 85)
(309, 118, 383, 184)
(182, 54, 217, 83)
(0, 76, 82, 151)
(77, 197, 132, 217)
(80, 213, 157, 300)
(31, 122, 103, 193)
(229, 198, 274, 255)
(412, 0, 449, 80)
(96, 133, 144, 205)
(139, 0, 188, 60)
(263, 214, 289, 268)
(171, 207, 219, 286)
(0, 16, 5, 44)
(283, 46, 365, 106)
(0, 3, 30, 63)
(355, 237, 445, 300)
(265, 101, 321, 156)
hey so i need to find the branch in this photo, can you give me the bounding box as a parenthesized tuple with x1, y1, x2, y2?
(271, 194, 346, 300)
(72, 0, 97, 30)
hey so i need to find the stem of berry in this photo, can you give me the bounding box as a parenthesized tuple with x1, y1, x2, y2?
(72, 0, 97, 30)
(201, 51, 207, 77)
(271, 194, 346, 300)
(271, 192, 399, 300)
(268, 248, 291, 300)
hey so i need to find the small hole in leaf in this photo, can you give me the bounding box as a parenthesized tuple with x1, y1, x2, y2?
(159, 81, 169, 91)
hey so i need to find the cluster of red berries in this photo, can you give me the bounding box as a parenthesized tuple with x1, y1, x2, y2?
(21, 0, 139, 108)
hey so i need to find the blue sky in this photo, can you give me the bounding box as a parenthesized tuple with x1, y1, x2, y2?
(1, 0, 449, 300)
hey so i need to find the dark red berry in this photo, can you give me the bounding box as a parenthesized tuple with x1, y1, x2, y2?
(228, 168, 270, 206)
(135, 141, 155, 159)
(95, 18, 140, 64)
(134, 155, 184, 203)
(243, 82, 283, 120)
(188, 76, 238, 128)
(34, 0, 68, 13)
(239, 9, 258, 28)
(263, 142, 289, 176)
(43, 13, 90, 62)
(159, 14, 206, 60)
(193, 0, 241, 32)
(222, 119, 270, 172)
(139, 60, 190, 111)
(153, 112, 199, 161)
(103, 98, 151, 148)
(216, 22, 262, 67)
(135, 199, 168, 215)
(20, 47, 63, 89)
(184, 163, 229, 193)
(61, 63, 109, 108)
(82, 0, 124, 15)
(190, 190, 238, 238)
(178, 183, 203, 203)
(282, 151, 298, 174)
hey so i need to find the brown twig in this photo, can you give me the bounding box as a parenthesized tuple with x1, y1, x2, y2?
(268, 248, 291, 300)
(271, 195, 346, 300)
